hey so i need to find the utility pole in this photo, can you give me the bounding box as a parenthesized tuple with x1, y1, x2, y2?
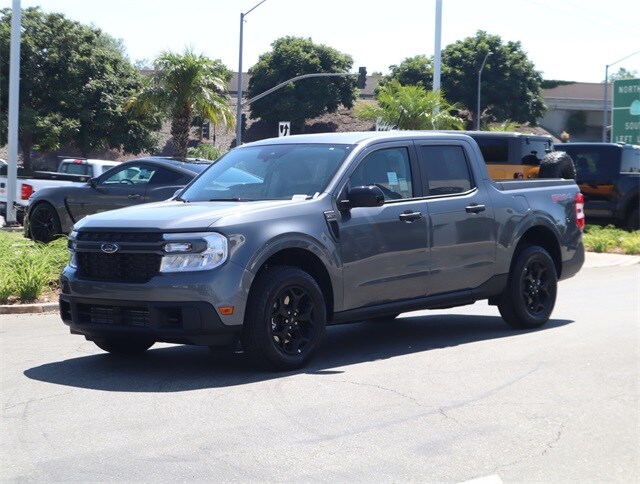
(236, 0, 267, 147)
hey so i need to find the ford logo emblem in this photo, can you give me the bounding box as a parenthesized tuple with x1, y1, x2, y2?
(101, 243, 119, 254)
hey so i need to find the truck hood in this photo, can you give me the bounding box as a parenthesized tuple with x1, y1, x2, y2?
(73, 199, 309, 232)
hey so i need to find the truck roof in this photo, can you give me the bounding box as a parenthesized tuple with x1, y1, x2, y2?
(238, 130, 476, 147)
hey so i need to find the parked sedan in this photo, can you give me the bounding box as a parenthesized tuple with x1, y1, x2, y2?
(24, 157, 211, 242)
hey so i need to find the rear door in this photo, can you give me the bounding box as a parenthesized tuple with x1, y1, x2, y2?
(337, 143, 429, 310)
(416, 142, 496, 295)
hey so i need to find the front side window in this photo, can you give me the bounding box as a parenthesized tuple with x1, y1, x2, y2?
(181, 143, 352, 201)
(349, 147, 413, 200)
(566, 147, 619, 183)
(100, 164, 152, 186)
(421, 145, 473, 195)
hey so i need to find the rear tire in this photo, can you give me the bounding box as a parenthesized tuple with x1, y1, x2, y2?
(93, 338, 154, 355)
(498, 246, 557, 329)
(242, 266, 327, 371)
(538, 152, 576, 180)
(29, 202, 62, 243)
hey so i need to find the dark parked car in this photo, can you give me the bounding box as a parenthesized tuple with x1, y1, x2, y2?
(24, 157, 211, 242)
(554, 142, 639, 230)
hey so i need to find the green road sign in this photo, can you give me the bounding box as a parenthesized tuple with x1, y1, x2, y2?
(612, 78, 640, 144)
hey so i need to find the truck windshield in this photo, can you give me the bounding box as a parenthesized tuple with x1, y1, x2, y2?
(179, 143, 353, 201)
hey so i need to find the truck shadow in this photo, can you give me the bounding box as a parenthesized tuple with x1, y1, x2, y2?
(24, 314, 573, 392)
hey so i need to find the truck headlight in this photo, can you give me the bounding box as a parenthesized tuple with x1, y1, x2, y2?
(160, 232, 228, 272)
(68, 231, 78, 269)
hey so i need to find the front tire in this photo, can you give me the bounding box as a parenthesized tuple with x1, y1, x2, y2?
(498, 246, 557, 329)
(93, 338, 154, 355)
(242, 266, 327, 371)
(29, 203, 62, 243)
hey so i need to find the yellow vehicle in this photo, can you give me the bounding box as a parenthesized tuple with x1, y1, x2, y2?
(456, 131, 554, 180)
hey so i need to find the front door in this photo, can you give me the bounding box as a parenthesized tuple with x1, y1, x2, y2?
(66, 163, 155, 222)
(338, 144, 429, 310)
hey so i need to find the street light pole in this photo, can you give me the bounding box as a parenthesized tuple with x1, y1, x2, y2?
(236, 0, 267, 147)
(602, 50, 640, 142)
(476, 51, 491, 131)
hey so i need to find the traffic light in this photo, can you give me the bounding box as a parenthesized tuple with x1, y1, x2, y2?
(202, 122, 210, 139)
(357, 66, 367, 89)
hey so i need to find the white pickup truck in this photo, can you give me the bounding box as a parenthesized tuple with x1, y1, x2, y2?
(0, 158, 119, 223)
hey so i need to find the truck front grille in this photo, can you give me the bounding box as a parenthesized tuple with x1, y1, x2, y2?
(76, 252, 161, 283)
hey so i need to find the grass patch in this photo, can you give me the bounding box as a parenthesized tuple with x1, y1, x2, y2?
(0, 231, 69, 304)
(583, 225, 640, 255)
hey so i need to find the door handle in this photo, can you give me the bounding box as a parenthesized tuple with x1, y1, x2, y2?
(465, 204, 486, 214)
(399, 211, 423, 222)
(127, 194, 142, 200)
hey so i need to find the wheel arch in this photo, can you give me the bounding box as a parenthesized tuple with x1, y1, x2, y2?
(512, 225, 562, 278)
(250, 247, 335, 322)
(28, 198, 72, 234)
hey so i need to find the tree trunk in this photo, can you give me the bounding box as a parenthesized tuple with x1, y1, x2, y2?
(18, 132, 33, 173)
(171, 111, 191, 158)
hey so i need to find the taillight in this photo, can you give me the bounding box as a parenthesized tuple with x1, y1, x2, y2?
(575, 192, 585, 231)
(21, 183, 34, 200)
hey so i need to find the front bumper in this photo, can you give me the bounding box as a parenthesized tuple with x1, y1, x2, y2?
(59, 260, 251, 346)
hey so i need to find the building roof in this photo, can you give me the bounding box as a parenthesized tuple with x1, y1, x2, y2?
(543, 82, 611, 101)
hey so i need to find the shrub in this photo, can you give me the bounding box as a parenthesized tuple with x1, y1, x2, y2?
(0, 231, 69, 303)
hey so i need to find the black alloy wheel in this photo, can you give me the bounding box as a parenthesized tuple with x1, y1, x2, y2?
(29, 203, 62, 243)
(498, 245, 557, 329)
(243, 266, 327, 370)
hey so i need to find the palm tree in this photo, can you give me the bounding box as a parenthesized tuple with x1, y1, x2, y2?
(127, 50, 234, 158)
(356, 81, 464, 131)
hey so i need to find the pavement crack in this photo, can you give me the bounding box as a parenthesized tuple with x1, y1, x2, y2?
(439, 407, 460, 424)
(542, 420, 568, 455)
(330, 379, 423, 407)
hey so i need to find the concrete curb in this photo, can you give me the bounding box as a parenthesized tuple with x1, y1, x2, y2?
(0, 302, 58, 314)
(0, 252, 637, 315)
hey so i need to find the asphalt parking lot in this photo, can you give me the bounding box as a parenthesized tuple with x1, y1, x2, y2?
(2, 256, 638, 482)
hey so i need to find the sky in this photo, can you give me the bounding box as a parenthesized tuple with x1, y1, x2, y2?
(2, 0, 639, 83)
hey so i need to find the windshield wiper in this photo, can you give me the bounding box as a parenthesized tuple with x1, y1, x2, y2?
(208, 197, 252, 202)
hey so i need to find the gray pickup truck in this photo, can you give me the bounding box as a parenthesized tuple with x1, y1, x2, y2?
(60, 131, 585, 370)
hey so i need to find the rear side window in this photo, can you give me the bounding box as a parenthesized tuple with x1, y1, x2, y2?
(60, 162, 91, 176)
(473, 138, 508, 163)
(421, 145, 473, 195)
(519, 138, 552, 164)
(621, 148, 640, 173)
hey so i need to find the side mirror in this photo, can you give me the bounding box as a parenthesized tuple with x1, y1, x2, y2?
(89, 178, 98, 188)
(340, 185, 385, 209)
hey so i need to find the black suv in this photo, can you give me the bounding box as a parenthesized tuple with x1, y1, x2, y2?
(554, 142, 639, 230)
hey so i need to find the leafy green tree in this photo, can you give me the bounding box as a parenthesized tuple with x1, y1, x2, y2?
(441, 30, 546, 128)
(609, 67, 638, 81)
(126, 49, 234, 158)
(376, 55, 433, 95)
(356, 81, 464, 130)
(0, 7, 159, 171)
(246, 36, 358, 133)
